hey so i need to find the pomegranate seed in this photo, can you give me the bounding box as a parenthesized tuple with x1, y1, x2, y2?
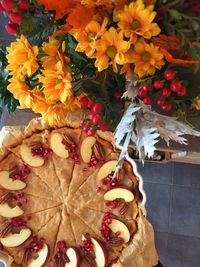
(170, 81, 181, 92)
(142, 83, 151, 91)
(80, 118, 86, 125)
(164, 69, 175, 80)
(83, 124, 90, 132)
(100, 124, 109, 131)
(92, 103, 103, 114)
(80, 96, 89, 108)
(18, 0, 29, 10)
(87, 129, 95, 136)
(161, 88, 171, 98)
(102, 178, 107, 185)
(157, 98, 165, 106)
(1, 0, 14, 10)
(143, 96, 152, 105)
(114, 91, 122, 99)
(177, 86, 186, 96)
(92, 114, 102, 125)
(87, 99, 94, 109)
(96, 186, 101, 193)
(153, 80, 163, 89)
(138, 87, 147, 98)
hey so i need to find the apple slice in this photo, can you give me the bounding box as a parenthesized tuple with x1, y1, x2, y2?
(65, 247, 80, 267)
(91, 237, 108, 267)
(80, 136, 96, 163)
(0, 203, 24, 218)
(104, 187, 134, 202)
(96, 160, 118, 180)
(0, 171, 26, 190)
(108, 219, 130, 243)
(1, 228, 31, 247)
(28, 243, 48, 267)
(50, 133, 69, 159)
(20, 144, 44, 167)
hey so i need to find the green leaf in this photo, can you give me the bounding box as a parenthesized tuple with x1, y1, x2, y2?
(169, 9, 182, 20)
(191, 20, 200, 31)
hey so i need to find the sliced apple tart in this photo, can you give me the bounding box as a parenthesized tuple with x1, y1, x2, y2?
(0, 116, 157, 267)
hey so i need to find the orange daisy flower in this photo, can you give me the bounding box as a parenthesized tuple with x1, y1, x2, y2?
(115, 0, 160, 43)
(94, 27, 130, 72)
(131, 40, 165, 77)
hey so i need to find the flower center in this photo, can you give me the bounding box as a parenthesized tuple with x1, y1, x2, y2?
(88, 32, 96, 41)
(107, 46, 117, 59)
(131, 20, 141, 30)
(141, 52, 151, 62)
(56, 78, 62, 85)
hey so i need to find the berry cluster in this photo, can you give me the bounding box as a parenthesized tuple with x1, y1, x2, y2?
(80, 96, 109, 136)
(138, 69, 187, 112)
(31, 146, 52, 161)
(101, 172, 118, 189)
(100, 213, 112, 241)
(55, 241, 70, 263)
(65, 143, 80, 164)
(11, 164, 30, 181)
(11, 217, 26, 228)
(14, 192, 27, 206)
(0, 0, 29, 34)
(82, 233, 93, 253)
(28, 237, 45, 252)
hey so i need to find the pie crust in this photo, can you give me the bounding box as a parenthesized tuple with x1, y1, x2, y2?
(0, 110, 158, 267)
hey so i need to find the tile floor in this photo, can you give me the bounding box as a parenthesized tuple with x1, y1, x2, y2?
(138, 161, 200, 267)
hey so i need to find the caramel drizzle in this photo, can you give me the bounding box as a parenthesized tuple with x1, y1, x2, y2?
(93, 143, 105, 160)
(0, 222, 12, 238)
(83, 253, 96, 267)
(108, 236, 124, 247)
(117, 201, 129, 215)
(62, 134, 74, 145)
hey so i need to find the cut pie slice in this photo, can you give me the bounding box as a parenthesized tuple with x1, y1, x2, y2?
(68, 134, 114, 197)
(49, 128, 82, 199)
(10, 132, 62, 201)
(56, 206, 76, 246)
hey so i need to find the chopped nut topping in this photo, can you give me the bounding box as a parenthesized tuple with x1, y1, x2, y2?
(93, 143, 104, 160)
(108, 236, 124, 247)
(62, 134, 74, 145)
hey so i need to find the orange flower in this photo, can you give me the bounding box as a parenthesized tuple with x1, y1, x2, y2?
(115, 0, 160, 43)
(39, 61, 73, 103)
(81, 0, 113, 9)
(41, 37, 70, 70)
(94, 27, 130, 72)
(131, 40, 165, 77)
(67, 5, 95, 29)
(160, 48, 197, 64)
(72, 18, 108, 57)
(6, 35, 39, 80)
(7, 77, 32, 108)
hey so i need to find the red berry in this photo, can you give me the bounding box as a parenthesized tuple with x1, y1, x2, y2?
(87, 129, 95, 136)
(143, 96, 152, 105)
(170, 81, 181, 92)
(1, 0, 14, 10)
(142, 83, 151, 91)
(114, 91, 122, 99)
(118, 101, 124, 108)
(5, 22, 18, 34)
(138, 88, 147, 98)
(19, 0, 29, 10)
(83, 124, 90, 132)
(92, 103, 103, 114)
(87, 99, 94, 109)
(153, 80, 163, 89)
(9, 12, 22, 24)
(177, 86, 186, 97)
(161, 88, 171, 98)
(0, 3, 4, 12)
(162, 102, 172, 111)
(100, 124, 109, 131)
(89, 112, 95, 121)
(80, 118, 86, 125)
(164, 69, 175, 80)
(80, 96, 89, 109)
(157, 98, 165, 106)
(92, 114, 102, 125)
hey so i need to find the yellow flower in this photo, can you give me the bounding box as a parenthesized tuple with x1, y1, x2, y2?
(41, 37, 70, 70)
(194, 97, 200, 110)
(6, 35, 39, 80)
(7, 77, 32, 108)
(131, 40, 165, 77)
(72, 18, 108, 58)
(115, 0, 160, 43)
(39, 61, 73, 103)
(94, 27, 130, 72)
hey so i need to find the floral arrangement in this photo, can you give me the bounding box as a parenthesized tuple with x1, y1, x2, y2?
(0, 0, 200, 159)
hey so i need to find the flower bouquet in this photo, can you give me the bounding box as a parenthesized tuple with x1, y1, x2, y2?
(0, 0, 200, 161)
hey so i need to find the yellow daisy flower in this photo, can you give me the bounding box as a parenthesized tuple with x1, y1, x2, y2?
(7, 77, 32, 108)
(115, 0, 160, 43)
(41, 37, 70, 70)
(6, 35, 39, 80)
(94, 27, 130, 72)
(72, 18, 108, 58)
(39, 61, 73, 103)
(131, 40, 165, 77)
